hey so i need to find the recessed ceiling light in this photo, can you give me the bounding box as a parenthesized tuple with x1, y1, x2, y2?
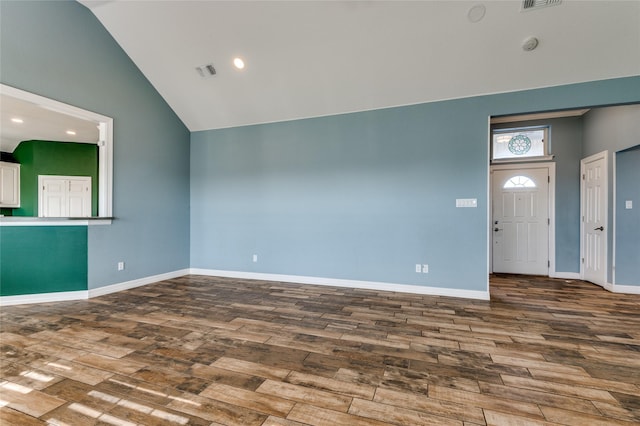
(66, 130, 77, 135)
(11, 118, 24, 124)
(233, 57, 245, 70)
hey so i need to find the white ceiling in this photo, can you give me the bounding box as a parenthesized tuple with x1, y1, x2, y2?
(1, 93, 100, 153)
(78, 1, 638, 131)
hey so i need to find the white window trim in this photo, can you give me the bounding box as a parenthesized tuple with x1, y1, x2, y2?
(492, 154, 554, 164)
(491, 125, 551, 163)
(1, 84, 113, 220)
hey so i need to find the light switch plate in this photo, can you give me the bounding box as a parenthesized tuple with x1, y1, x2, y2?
(456, 198, 477, 208)
(626, 200, 633, 209)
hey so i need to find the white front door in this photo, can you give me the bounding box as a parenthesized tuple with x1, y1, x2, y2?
(492, 167, 549, 275)
(581, 152, 607, 286)
(39, 175, 92, 217)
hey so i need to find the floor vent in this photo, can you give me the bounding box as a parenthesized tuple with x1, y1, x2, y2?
(522, 0, 561, 11)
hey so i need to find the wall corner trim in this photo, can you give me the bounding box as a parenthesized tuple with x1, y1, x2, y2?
(88, 269, 191, 298)
(189, 268, 490, 300)
(0, 290, 88, 306)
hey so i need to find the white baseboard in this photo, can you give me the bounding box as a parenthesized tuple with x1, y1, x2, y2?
(611, 284, 640, 294)
(0, 290, 88, 306)
(550, 272, 581, 279)
(0, 269, 190, 306)
(88, 269, 190, 298)
(555, 278, 640, 294)
(189, 268, 490, 300)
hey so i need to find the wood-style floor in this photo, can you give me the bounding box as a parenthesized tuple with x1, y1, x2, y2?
(1, 274, 639, 425)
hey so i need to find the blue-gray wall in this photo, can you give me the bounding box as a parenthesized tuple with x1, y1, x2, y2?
(2, 1, 638, 296)
(615, 145, 640, 286)
(191, 78, 640, 292)
(493, 117, 583, 274)
(1, 0, 191, 289)
(584, 104, 640, 283)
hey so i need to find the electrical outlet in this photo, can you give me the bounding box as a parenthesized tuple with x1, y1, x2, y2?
(253, 254, 258, 262)
(415, 264, 422, 273)
(117, 261, 125, 271)
(422, 264, 429, 273)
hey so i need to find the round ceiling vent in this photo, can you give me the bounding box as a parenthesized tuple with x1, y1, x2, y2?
(467, 4, 486, 23)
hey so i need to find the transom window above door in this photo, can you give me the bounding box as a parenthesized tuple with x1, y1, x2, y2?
(492, 126, 550, 162)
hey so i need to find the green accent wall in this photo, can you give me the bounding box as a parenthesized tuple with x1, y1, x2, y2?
(12, 140, 98, 217)
(0, 226, 88, 296)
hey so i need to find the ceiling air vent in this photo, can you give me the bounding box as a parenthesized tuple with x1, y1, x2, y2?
(522, 0, 561, 11)
(196, 63, 216, 78)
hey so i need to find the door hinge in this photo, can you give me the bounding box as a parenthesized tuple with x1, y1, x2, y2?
(582, 257, 585, 264)
(548, 218, 550, 225)
(548, 175, 550, 183)
(582, 174, 585, 180)
(548, 260, 550, 267)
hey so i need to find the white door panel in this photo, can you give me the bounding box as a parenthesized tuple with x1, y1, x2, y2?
(492, 168, 549, 275)
(581, 153, 607, 286)
(68, 179, 91, 217)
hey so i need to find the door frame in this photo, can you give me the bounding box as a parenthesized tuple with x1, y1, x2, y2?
(580, 150, 608, 287)
(489, 162, 556, 276)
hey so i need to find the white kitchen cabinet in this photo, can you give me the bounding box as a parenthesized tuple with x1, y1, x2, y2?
(0, 161, 20, 208)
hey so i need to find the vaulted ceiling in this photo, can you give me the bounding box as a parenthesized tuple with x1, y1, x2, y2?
(80, 1, 639, 131)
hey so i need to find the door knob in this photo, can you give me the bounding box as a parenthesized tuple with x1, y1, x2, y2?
(494, 228, 501, 232)
(594, 226, 604, 231)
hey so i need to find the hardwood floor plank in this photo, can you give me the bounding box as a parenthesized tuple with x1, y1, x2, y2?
(478, 381, 601, 415)
(483, 409, 556, 426)
(500, 374, 619, 403)
(528, 367, 640, 394)
(349, 398, 462, 425)
(256, 379, 352, 411)
(428, 384, 545, 419)
(165, 392, 269, 425)
(373, 387, 485, 424)
(286, 371, 376, 399)
(540, 405, 639, 425)
(286, 403, 390, 426)
(211, 357, 291, 380)
(0, 380, 66, 417)
(199, 382, 295, 417)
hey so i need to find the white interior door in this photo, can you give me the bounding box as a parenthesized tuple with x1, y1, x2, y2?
(40, 178, 66, 217)
(492, 167, 549, 275)
(68, 179, 92, 217)
(581, 152, 607, 286)
(39, 175, 92, 217)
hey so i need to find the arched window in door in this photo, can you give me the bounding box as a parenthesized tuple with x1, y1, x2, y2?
(504, 175, 536, 188)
